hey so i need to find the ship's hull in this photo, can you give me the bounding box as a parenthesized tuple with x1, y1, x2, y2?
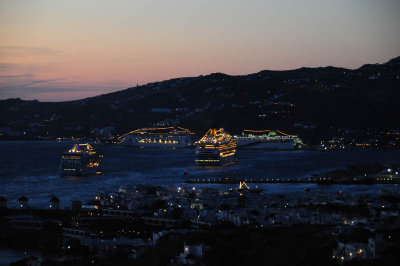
(60, 154, 101, 176)
(122, 134, 193, 148)
(195, 140, 237, 166)
(123, 141, 192, 148)
(195, 152, 236, 167)
(242, 141, 300, 150)
(60, 164, 100, 176)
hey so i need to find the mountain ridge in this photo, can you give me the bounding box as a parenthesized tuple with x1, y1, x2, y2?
(1, 56, 399, 142)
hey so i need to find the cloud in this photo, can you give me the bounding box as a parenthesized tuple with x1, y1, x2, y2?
(0, 75, 69, 97)
(1, 86, 101, 94)
(0, 46, 62, 57)
(0, 63, 19, 71)
(0, 77, 129, 101)
(22, 78, 67, 87)
(0, 74, 34, 78)
(0, 62, 46, 73)
(0, 84, 123, 102)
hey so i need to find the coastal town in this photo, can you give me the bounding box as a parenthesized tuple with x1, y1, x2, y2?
(2, 1, 400, 265)
(1, 174, 399, 265)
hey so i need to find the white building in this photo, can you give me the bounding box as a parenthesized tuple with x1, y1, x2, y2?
(172, 244, 206, 265)
(332, 238, 375, 263)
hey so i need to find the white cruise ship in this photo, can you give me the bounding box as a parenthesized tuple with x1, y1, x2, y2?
(119, 127, 195, 148)
(235, 130, 303, 150)
(195, 128, 237, 166)
(60, 143, 102, 176)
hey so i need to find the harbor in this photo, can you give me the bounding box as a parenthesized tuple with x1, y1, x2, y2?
(1, 140, 400, 209)
(1, 1, 399, 264)
(185, 176, 400, 185)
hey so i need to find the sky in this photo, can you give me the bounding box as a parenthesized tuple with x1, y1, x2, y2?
(0, 0, 399, 102)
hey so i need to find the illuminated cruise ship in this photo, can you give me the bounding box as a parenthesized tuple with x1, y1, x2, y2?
(235, 130, 303, 150)
(60, 143, 102, 176)
(195, 128, 237, 166)
(119, 127, 195, 148)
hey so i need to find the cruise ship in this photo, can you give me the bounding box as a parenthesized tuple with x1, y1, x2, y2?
(195, 128, 237, 166)
(119, 127, 195, 148)
(235, 130, 303, 150)
(60, 143, 102, 176)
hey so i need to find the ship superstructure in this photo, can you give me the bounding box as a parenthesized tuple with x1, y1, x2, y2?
(235, 130, 303, 150)
(60, 143, 102, 176)
(195, 128, 236, 166)
(119, 127, 195, 148)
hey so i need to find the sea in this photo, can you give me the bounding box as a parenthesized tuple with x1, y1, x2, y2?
(1, 141, 400, 208)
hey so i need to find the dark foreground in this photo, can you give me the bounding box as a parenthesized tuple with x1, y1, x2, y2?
(1, 207, 399, 266)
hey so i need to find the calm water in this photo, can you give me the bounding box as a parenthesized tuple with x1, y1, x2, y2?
(1, 141, 400, 208)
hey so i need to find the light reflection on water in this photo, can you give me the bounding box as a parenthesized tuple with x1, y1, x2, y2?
(0, 141, 400, 207)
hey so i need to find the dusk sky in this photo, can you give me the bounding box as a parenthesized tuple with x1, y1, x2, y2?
(0, 0, 399, 101)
